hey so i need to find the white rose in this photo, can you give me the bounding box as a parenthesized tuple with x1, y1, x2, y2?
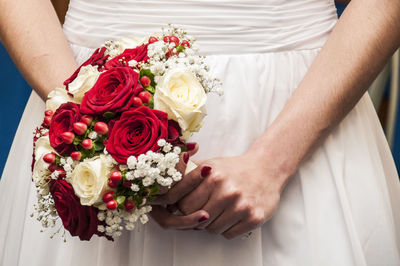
(70, 156, 112, 206)
(118, 36, 148, 53)
(154, 68, 207, 139)
(32, 155, 50, 185)
(32, 136, 56, 184)
(45, 87, 77, 112)
(34, 136, 54, 161)
(67, 65, 100, 102)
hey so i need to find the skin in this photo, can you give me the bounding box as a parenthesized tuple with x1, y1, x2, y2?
(150, 0, 400, 239)
(1, 0, 399, 239)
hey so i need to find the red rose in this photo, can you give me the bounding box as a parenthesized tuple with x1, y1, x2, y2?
(106, 106, 168, 164)
(64, 47, 108, 90)
(167, 119, 184, 146)
(50, 180, 99, 241)
(105, 44, 149, 69)
(80, 67, 142, 115)
(49, 102, 81, 155)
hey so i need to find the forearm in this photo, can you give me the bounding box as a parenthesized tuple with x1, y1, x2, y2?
(250, 0, 400, 185)
(0, 0, 78, 100)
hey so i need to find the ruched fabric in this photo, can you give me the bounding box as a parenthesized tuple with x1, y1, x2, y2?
(1, 1, 400, 266)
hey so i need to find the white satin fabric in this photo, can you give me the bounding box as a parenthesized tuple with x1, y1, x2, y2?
(1, 0, 400, 266)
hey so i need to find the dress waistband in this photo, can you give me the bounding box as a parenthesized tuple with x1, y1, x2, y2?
(63, 0, 338, 55)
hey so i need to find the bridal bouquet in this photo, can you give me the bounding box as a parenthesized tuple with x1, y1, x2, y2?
(31, 26, 222, 241)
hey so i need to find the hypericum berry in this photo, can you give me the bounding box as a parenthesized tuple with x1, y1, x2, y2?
(102, 191, 115, 203)
(123, 181, 132, 188)
(140, 76, 151, 87)
(60, 132, 75, 144)
(70, 151, 82, 161)
(169, 36, 180, 46)
(55, 169, 66, 178)
(181, 40, 191, 48)
(81, 139, 93, 149)
(44, 110, 54, 117)
(163, 36, 170, 43)
(107, 179, 118, 188)
(148, 36, 158, 44)
(139, 91, 152, 104)
(43, 153, 56, 164)
(73, 122, 87, 135)
(132, 97, 143, 107)
(80, 115, 93, 126)
(110, 171, 122, 182)
(94, 122, 108, 135)
(44, 116, 52, 126)
(166, 48, 178, 58)
(124, 200, 136, 211)
(48, 164, 58, 172)
(106, 200, 118, 210)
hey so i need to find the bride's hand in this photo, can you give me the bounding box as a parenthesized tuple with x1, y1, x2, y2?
(151, 150, 291, 239)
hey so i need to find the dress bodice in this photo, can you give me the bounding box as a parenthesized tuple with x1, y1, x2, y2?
(63, 0, 338, 55)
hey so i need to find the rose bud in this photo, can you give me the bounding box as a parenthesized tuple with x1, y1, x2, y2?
(60, 132, 75, 144)
(70, 151, 82, 161)
(44, 110, 54, 117)
(139, 91, 152, 104)
(43, 153, 56, 164)
(106, 200, 118, 210)
(140, 76, 151, 87)
(48, 164, 58, 172)
(102, 191, 116, 203)
(72, 122, 87, 135)
(80, 115, 93, 126)
(181, 40, 191, 48)
(124, 200, 136, 212)
(107, 179, 118, 188)
(132, 97, 143, 107)
(110, 170, 122, 182)
(81, 139, 93, 149)
(44, 116, 52, 126)
(94, 121, 108, 135)
(148, 36, 158, 44)
(169, 36, 180, 46)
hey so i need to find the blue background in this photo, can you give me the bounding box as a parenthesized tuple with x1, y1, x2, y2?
(0, 4, 399, 177)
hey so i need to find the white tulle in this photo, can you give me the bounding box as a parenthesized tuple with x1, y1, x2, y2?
(1, 0, 400, 265)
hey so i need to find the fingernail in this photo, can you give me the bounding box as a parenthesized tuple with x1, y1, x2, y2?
(186, 142, 197, 151)
(201, 166, 212, 177)
(183, 153, 190, 164)
(198, 216, 208, 223)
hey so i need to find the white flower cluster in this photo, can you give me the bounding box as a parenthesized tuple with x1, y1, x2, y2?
(59, 156, 78, 179)
(97, 205, 152, 239)
(32, 184, 58, 231)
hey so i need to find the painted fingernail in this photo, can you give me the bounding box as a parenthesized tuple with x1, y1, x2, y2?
(198, 216, 208, 223)
(201, 166, 212, 177)
(183, 153, 190, 164)
(186, 142, 197, 151)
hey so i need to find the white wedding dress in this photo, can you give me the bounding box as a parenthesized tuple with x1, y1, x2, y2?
(1, 0, 400, 265)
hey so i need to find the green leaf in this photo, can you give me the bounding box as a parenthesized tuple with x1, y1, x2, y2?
(145, 85, 155, 94)
(73, 137, 81, 146)
(116, 196, 126, 205)
(93, 142, 105, 152)
(103, 112, 116, 119)
(177, 45, 186, 53)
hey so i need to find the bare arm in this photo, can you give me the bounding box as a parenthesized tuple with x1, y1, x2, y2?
(0, 0, 78, 100)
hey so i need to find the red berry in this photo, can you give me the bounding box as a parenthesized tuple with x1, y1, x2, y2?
(169, 36, 180, 46)
(110, 171, 122, 182)
(124, 200, 136, 211)
(60, 132, 75, 144)
(102, 191, 115, 203)
(132, 97, 143, 107)
(94, 122, 108, 135)
(55, 169, 66, 178)
(48, 164, 58, 172)
(43, 153, 56, 164)
(81, 139, 93, 149)
(139, 91, 152, 104)
(70, 151, 82, 161)
(148, 36, 158, 44)
(107, 179, 118, 188)
(106, 200, 118, 210)
(166, 48, 178, 58)
(163, 36, 170, 43)
(123, 181, 132, 188)
(181, 40, 191, 48)
(80, 115, 93, 126)
(140, 76, 151, 87)
(44, 110, 53, 117)
(73, 122, 87, 135)
(44, 116, 52, 126)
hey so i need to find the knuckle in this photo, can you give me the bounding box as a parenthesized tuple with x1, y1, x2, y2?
(248, 210, 265, 227)
(236, 199, 251, 215)
(208, 172, 224, 186)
